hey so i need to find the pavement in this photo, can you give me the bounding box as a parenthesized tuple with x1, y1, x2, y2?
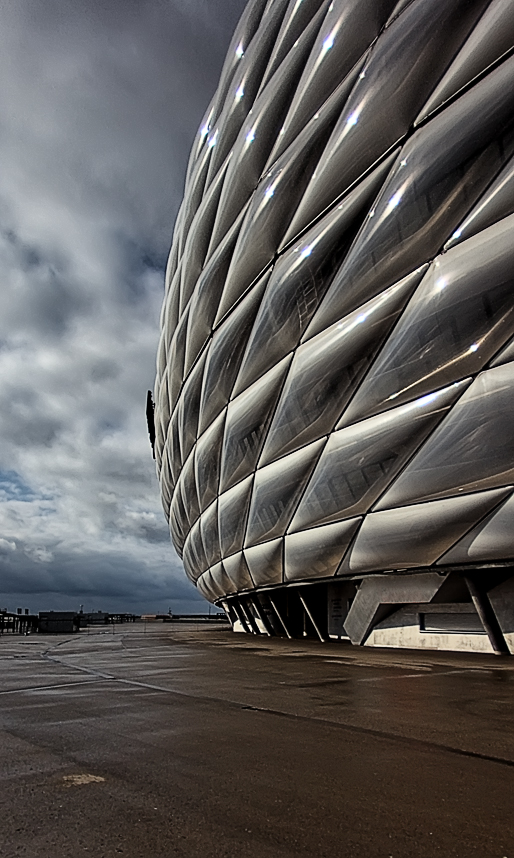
(1, 623, 514, 858)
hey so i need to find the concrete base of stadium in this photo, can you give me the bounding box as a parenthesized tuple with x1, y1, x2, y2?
(2, 623, 514, 858)
(220, 566, 514, 655)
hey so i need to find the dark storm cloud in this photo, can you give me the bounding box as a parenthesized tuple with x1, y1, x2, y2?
(0, 0, 247, 612)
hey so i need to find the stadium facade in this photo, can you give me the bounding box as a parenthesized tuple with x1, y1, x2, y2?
(154, 0, 514, 654)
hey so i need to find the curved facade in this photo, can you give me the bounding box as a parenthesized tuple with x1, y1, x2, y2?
(155, 0, 514, 652)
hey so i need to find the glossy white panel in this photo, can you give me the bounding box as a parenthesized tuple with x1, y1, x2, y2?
(233, 154, 396, 396)
(246, 438, 324, 545)
(273, 0, 398, 160)
(285, 0, 489, 239)
(349, 488, 509, 572)
(377, 363, 514, 507)
(343, 213, 514, 425)
(218, 474, 254, 557)
(220, 357, 291, 491)
(200, 273, 269, 434)
(222, 551, 255, 591)
(195, 409, 226, 512)
(290, 381, 467, 531)
(445, 156, 514, 251)
(210, 4, 326, 249)
(416, 0, 514, 124)
(306, 56, 514, 339)
(260, 268, 424, 463)
(244, 537, 283, 586)
(284, 518, 360, 580)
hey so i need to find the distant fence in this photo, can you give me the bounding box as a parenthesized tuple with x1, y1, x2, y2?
(0, 610, 229, 635)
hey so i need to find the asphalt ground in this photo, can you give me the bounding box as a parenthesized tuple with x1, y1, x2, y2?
(1, 623, 514, 858)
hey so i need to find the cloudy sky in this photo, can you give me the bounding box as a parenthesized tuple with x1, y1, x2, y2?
(0, 0, 247, 614)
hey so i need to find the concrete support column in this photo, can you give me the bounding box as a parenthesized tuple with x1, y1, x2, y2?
(268, 596, 292, 639)
(464, 575, 510, 655)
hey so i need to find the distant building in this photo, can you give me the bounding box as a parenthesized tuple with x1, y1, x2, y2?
(38, 612, 80, 634)
(154, 0, 514, 654)
(82, 611, 110, 625)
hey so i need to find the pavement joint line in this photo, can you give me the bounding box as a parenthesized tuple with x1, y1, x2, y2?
(36, 651, 514, 771)
(0, 678, 111, 695)
(354, 668, 480, 682)
(42, 653, 115, 681)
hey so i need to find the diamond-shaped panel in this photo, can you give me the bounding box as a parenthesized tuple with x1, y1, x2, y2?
(155, 0, 514, 603)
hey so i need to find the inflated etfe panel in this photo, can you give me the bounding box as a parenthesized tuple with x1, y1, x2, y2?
(154, 0, 514, 602)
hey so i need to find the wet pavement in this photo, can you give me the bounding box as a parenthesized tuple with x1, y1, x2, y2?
(1, 623, 514, 857)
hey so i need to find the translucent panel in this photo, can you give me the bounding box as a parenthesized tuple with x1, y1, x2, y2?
(290, 382, 468, 532)
(350, 489, 510, 572)
(156, 326, 167, 383)
(216, 66, 362, 313)
(220, 357, 291, 492)
(184, 208, 247, 376)
(177, 143, 212, 263)
(218, 474, 254, 557)
(167, 198, 185, 274)
(233, 156, 396, 396)
(284, 518, 360, 581)
(205, 0, 290, 188)
(439, 489, 514, 564)
(171, 466, 187, 518)
(244, 537, 283, 586)
(285, 0, 489, 240)
(154, 413, 165, 474)
(169, 504, 186, 559)
(200, 274, 269, 435)
(343, 214, 514, 425)
(208, 0, 269, 133)
(170, 505, 185, 557)
(259, 0, 328, 91)
(159, 442, 174, 512)
(200, 501, 222, 568)
(271, 0, 397, 161)
(190, 517, 209, 575)
(261, 268, 424, 463)
(155, 392, 169, 476)
(445, 156, 514, 250)
(213, 565, 236, 600)
(209, 9, 324, 250)
(184, 96, 216, 191)
(306, 57, 514, 339)
(491, 335, 514, 368)
(245, 439, 325, 546)
(385, 0, 413, 24)
(194, 409, 226, 512)
(180, 449, 200, 529)
(210, 561, 237, 597)
(182, 517, 208, 582)
(162, 261, 182, 348)
(178, 158, 230, 317)
(168, 394, 183, 486)
(156, 359, 171, 445)
(182, 541, 199, 584)
(154, 421, 164, 474)
(376, 363, 514, 508)
(417, 0, 514, 124)
(196, 572, 217, 603)
(177, 351, 207, 464)
(168, 306, 190, 411)
(222, 551, 255, 591)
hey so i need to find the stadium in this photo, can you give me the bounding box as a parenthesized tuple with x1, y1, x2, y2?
(153, 0, 514, 654)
